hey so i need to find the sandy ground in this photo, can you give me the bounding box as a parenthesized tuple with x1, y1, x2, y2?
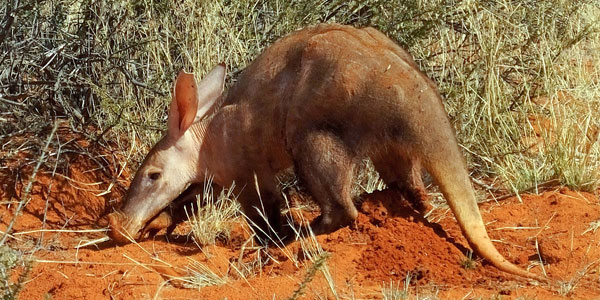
(1, 141, 600, 299)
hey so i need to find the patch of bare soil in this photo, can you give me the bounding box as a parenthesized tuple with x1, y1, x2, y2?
(0, 127, 129, 232)
(2, 153, 600, 299)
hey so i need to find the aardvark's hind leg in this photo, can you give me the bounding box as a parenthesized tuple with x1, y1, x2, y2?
(374, 156, 429, 214)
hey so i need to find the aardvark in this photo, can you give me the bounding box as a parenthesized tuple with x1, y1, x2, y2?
(108, 24, 544, 282)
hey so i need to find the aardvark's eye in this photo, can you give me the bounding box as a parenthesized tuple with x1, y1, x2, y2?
(148, 172, 161, 180)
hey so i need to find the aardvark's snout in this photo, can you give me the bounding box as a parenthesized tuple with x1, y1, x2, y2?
(107, 209, 176, 244)
(107, 211, 143, 244)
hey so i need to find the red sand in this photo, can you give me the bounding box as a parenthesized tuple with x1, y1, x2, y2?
(2, 143, 600, 299)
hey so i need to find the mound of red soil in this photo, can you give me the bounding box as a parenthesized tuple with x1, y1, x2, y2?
(356, 190, 486, 284)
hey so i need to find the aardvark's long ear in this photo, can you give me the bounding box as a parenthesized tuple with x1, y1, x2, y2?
(167, 64, 226, 137)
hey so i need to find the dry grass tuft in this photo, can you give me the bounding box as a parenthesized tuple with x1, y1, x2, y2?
(0, 245, 30, 300)
(187, 177, 240, 247)
(381, 277, 410, 300)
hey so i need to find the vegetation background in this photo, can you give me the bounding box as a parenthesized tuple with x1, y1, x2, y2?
(1, 0, 599, 298)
